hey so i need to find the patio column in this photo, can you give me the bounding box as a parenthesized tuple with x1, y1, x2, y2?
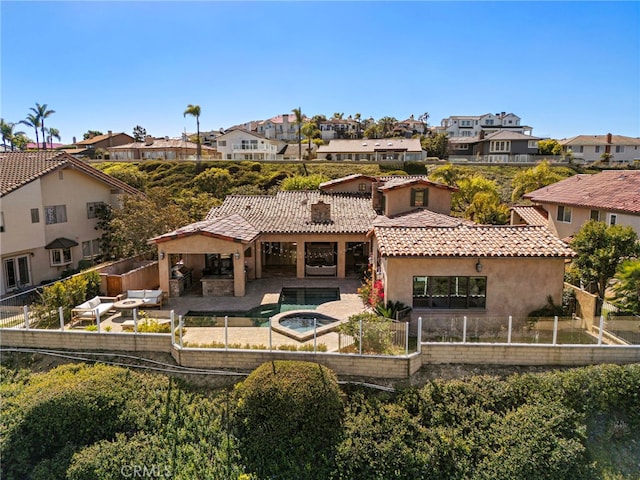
(255, 241, 263, 278)
(158, 248, 170, 296)
(296, 242, 306, 278)
(337, 240, 346, 278)
(233, 251, 246, 296)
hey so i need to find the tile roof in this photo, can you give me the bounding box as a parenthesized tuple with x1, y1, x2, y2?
(524, 170, 640, 215)
(75, 132, 132, 145)
(151, 214, 260, 243)
(378, 176, 459, 192)
(559, 134, 640, 146)
(510, 205, 549, 226)
(317, 137, 423, 153)
(319, 174, 377, 189)
(373, 209, 475, 228)
(206, 191, 377, 234)
(0, 151, 141, 197)
(373, 225, 575, 258)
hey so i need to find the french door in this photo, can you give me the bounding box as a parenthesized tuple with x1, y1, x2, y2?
(4, 255, 31, 291)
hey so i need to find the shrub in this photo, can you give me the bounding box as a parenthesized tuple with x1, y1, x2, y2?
(338, 312, 394, 354)
(232, 361, 343, 479)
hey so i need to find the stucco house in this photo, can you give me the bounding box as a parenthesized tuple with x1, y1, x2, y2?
(450, 131, 542, 163)
(108, 136, 220, 161)
(215, 129, 280, 161)
(0, 151, 141, 295)
(64, 131, 134, 158)
(559, 133, 640, 165)
(316, 138, 425, 162)
(519, 170, 640, 240)
(150, 173, 573, 318)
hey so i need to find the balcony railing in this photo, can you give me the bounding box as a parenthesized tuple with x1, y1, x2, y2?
(231, 144, 276, 151)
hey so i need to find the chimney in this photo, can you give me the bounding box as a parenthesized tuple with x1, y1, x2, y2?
(311, 200, 331, 223)
(606, 133, 612, 144)
(108, 130, 113, 147)
(145, 135, 154, 146)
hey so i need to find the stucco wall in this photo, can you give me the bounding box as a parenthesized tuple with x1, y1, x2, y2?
(545, 204, 640, 239)
(384, 186, 452, 216)
(382, 256, 566, 318)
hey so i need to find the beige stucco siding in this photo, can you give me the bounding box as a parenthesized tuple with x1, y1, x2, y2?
(384, 187, 452, 216)
(545, 203, 640, 239)
(1, 181, 45, 253)
(382, 256, 566, 318)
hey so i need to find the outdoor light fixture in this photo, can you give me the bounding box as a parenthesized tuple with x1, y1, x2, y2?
(160, 251, 165, 260)
(234, 251, 240, 260)
(475, 259, 483, 273)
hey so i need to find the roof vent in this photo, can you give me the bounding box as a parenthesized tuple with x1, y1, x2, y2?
(362, 142, 367, 146)
(375, 142, 380, 146)
(387, 142, 393, 146)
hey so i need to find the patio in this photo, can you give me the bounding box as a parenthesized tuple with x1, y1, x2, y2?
(93, 277, 366, 352)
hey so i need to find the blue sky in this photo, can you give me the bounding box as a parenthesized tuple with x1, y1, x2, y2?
(2, 1, 639, 145)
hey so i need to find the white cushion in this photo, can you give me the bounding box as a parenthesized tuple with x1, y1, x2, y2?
(88, 296, 101, 308)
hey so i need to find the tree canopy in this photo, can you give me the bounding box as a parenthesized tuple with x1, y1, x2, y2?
(511, 161, 565, 202)
(571, 221, 640, 299)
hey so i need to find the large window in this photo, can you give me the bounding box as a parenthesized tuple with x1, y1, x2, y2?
(490, 141, 511, 152)
(410, 188, 429, 207)
(413, 276, 486, 309)
(556, 205, 572, 223)
(82, 239, 102, 259)
(44, 205, 67, 224)
(4, 256, 30, 290)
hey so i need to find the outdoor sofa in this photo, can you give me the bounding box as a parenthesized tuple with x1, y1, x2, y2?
(71, 295, 121, 324)
(124, 289, 165, 307)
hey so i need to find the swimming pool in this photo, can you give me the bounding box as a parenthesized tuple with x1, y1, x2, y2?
(185, 287, 341, 326)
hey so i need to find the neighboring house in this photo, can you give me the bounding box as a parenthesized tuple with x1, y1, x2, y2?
(316, 138, 425, 162)
(392, 115, 428, 138)
(278, 142, 317, 161)
(256, 114, 302, 142)
(150, 173, 573, 318)
(559, 133, 640, 164)
(108, 136, 220, 161)
(318, 118, 358, 141)
(215, 129, 280, 161)
(0, 151, 141, 296)
(437, 112, 532, 138)
(449, 131, 542, 163)
(520, 170, 640, 240)
(64, 131, 134, 158)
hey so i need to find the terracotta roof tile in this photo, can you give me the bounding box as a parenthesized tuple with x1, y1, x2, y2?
(75, 132, 132, 145)
(205, 191, 377, 234)
(511, 205, 549, 226)
(151, 214, 260, 243)
(524, 170, 640, 214)
(374, 225, 575, 258)
(0, 151, 140, 197)
(316, 137, 422, 153)
(378, 176, 458, 192)
(373, 209, 474, 228)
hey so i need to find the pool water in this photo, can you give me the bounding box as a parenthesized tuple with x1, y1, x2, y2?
(185, 287, 340, 326)
(279, 313, 338, 333)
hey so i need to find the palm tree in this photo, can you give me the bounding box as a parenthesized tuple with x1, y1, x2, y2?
(292, 107, 303, 162)
(20, 113, 41, 150)
(183, 104, 202, 162)
(47, 127, 61, 149)
(300, 122, 320, 160)
(31, 103, 55, 150)
(0, 119, 23, 151)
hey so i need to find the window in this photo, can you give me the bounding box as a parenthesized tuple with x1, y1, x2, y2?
(577, 146, 584, 153)
(460, 130, 472, 137)
(616, 146, 624, 153)
(50, 248, 72, 266)
(0, 212, 4, 232)
(595, 146, 601, 153)
(218, 140, 226, 147)
(490, 141, 510, 152)
(86, 202, 103, 219)
(44, 205, 67, 224)
(31, 208, 40, 223)
(456, 144, 469, 150)
(411, 188, 429, 207)
(528, 140, 538, 149)
(590, 210, 602, 222)
(82, 239, 102, 259)
(358, 183, 368, 192)
(557, 205, 572, 223)
(485, 119, 494, 125)
(460, 120, 472, 127)
(413, 276, 486, 309)
(609, 214, 617, 226)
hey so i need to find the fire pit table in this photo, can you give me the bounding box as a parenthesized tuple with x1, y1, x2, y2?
(113, 298, 145, 319)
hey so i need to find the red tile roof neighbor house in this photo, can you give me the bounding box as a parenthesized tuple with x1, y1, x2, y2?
(524, 170, 640, 215)
(510, 205, 549, 226)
